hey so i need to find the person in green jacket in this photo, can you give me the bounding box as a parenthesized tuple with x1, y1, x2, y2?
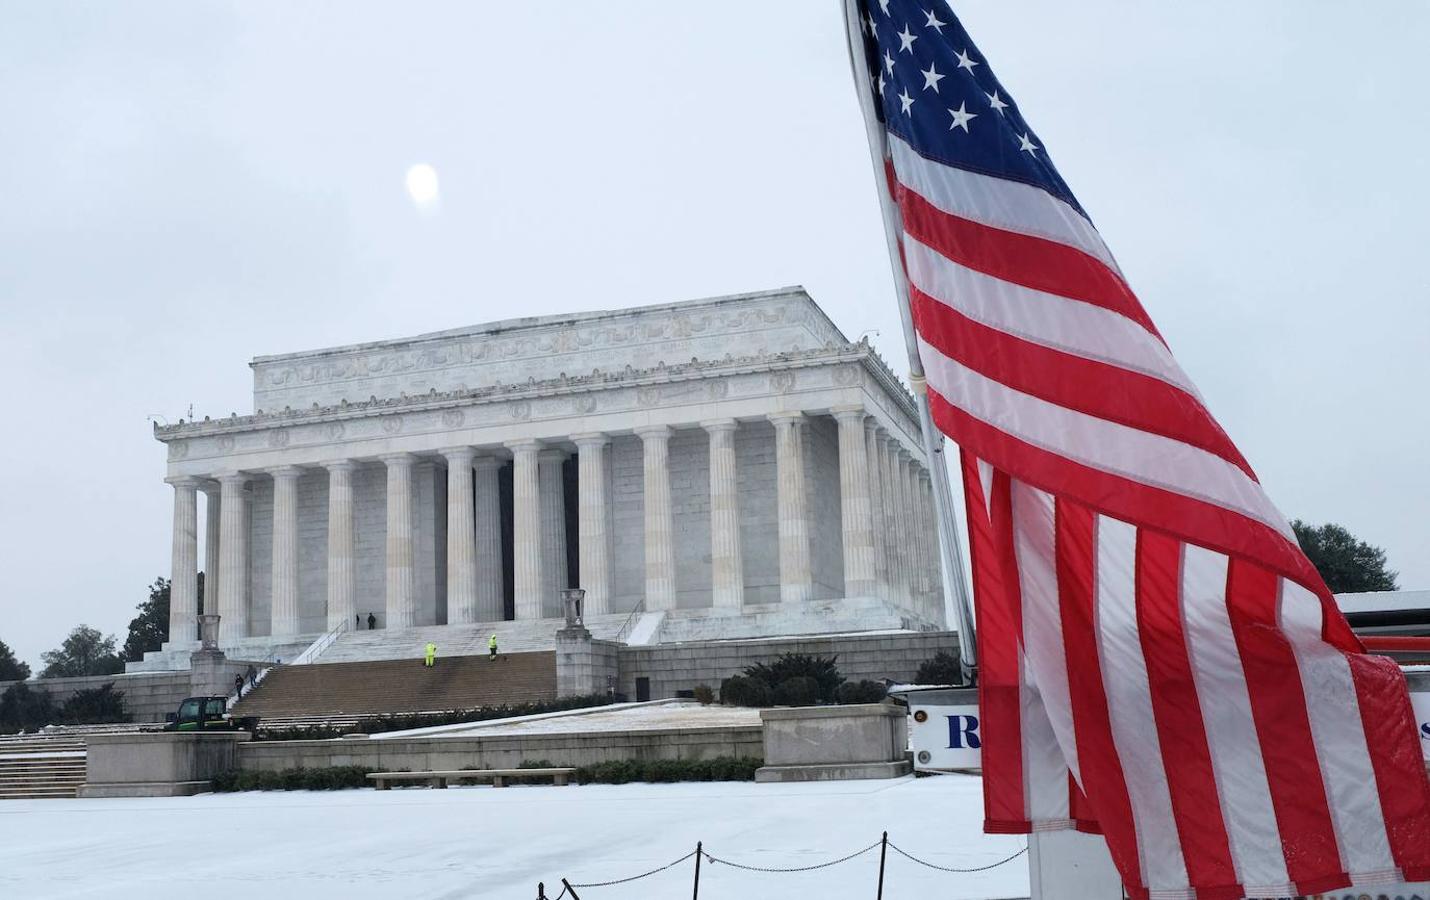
(424, 642, 437, 668)
(488, 633, 499, 661)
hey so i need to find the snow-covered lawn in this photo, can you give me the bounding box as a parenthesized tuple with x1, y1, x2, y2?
(0, 774, 1028, 899)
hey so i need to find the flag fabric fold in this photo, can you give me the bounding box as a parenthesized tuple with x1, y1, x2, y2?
(845, 2, 1430, 896)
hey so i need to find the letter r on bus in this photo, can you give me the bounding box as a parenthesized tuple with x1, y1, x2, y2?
(948, 714, 981, 749)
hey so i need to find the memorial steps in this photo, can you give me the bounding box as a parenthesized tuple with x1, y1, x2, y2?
(313, 614, 635, 665)
(229, 650, 558, 720)
(0, 735, 88, 800)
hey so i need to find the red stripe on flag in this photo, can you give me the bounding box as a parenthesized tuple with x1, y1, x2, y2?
(1224, 560, 1345, 893)
(924, 388, 1329, 618)
(1343, 654, 1430, 880)
(910, 286, 1256, 479)
(1134, 530, 1241, 894)
(963, 454, 1031, 831)
(894, 179, 1163, 340)
(1054, 499, 1144, 887)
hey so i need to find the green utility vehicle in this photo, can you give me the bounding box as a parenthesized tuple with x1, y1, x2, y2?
(163, 696, 258, 732)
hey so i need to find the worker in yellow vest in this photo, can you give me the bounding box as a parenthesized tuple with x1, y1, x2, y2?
(424, 642, 437, 668)
(488, 633, 499, 661)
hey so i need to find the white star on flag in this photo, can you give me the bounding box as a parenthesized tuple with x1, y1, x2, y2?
(955, 48, 978, 71)
(985, 89, 1009, 114)
(897, 24, 918, 53)
(898, 88, 915, 114)
(921, 62, 945, 92)
(924, 8, 946, 33)
(948, 101, 977, 132)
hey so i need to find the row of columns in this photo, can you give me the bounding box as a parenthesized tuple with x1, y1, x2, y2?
(167, 409, 941, 646)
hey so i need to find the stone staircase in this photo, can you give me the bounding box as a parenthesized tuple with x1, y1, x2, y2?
(0, 734, 88, 800)
(231, 651, 558, 719)
(314, 616, 632, 665)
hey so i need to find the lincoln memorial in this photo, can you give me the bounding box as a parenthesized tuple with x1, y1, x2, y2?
(142, 287, 945, 668)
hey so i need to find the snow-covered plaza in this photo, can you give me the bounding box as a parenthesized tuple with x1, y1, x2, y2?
(0, 773, 1028, 899)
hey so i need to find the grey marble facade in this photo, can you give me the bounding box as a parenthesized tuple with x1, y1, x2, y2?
(155, 287, 945, 650)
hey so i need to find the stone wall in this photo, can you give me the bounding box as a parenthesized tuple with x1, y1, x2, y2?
(0, 672, 192, 724)
(617, 631, 958, 700)
(238, 726, 763, 773)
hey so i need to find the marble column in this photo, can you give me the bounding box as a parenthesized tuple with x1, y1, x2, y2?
(703, 419, 744, 609)
(166, 476, 200, 645)
(919, 469, 943, 598)
(863, 422, 888, 596)
(769, 412, 813, 603)
(508, 440, 543, 620)
(572, 434, 611, 616)
(473, 456, 505, 622)
(269, 466, 302, 638)
(832, 406, 877, 597)
(894, 448, 916, 609)
(383, 453, 416, 629)
(538, 449, 569, 618)
(202, 483, 221, 626)
(879, 437, 907, 606)
(442, 447, 477, 624)
(216, 473, 249, 645)
(636, 425, 676, 611)
(325, 460, 356, 630)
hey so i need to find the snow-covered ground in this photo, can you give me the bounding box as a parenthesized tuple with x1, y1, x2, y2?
(0, 774, 1029, 899)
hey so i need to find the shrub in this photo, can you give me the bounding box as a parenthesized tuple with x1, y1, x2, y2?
(0, 683, 57, 734)
(251, 693, 617, 741)
(914, 651, 963, 686)
(212, 766, 374, 792)
(836, 680, 889, 704)
(772, 676, 820, 707)
(744, 654, 843, 703)
(59, 684, 129, 725)
(691, 684, 715, 706)
(574, 756, 761, 785)
(719, 675, 771, 708)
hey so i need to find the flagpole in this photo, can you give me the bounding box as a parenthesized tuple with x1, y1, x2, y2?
(839, 0, 977, 682)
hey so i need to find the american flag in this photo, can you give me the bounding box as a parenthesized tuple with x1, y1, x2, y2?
(844, 1, 1430, 896)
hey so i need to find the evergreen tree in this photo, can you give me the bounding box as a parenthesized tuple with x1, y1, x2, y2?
(122, 572, 203, 662)
(39, 626, 124, 679)
(1292, 520, 1399, 594)
(0, 640, 30, 682)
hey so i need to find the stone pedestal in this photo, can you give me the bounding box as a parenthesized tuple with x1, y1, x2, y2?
(755, 703, 911, 782)
(554, 626, 619, 699)
(78, 732, 250, 798)
(189, 648, 232, 697)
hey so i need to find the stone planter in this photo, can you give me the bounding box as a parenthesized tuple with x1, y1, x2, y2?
(78, 731, 250, 798)
(755, 702, 911, 782)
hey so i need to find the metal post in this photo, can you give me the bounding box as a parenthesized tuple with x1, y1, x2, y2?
(877, 831, 888, 900)
(692, 841, 703, 900)
(561, 879, 581, 900)
(537, 882, 546, 900)
(839, 0, 977, 682)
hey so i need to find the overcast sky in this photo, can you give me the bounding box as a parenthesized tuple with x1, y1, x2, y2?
(1, 2, 1426, 670)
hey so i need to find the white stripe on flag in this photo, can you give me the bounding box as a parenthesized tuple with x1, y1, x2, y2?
(1011, 482, 1081, 783)
(904, 238, 1197, 395)
(888, 133, 1123, 276)
(1279, 581, 1398, 880)
(1180, 545, 1290, 893)
(917, 336, 1295, 540)
(1021, 660, 1072, 826)
(1094, 515, 1189, 892)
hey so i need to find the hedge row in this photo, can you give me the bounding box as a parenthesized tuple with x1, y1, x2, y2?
(212, 766, 374, 792)
(251, 693, 616, 741)
(208, 756, 763, 792)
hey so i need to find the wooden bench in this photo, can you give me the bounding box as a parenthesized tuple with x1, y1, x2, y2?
(367, 768, 577, 790)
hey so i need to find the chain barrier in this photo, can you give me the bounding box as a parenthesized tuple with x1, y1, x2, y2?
(886, 841, 1028, 873)
(567, 849, 699, 889)
(551, 834, 1028, 893)
(701, 839, 883, 873)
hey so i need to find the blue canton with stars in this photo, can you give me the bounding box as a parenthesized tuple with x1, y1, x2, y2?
(859, 0, 1086, 219)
